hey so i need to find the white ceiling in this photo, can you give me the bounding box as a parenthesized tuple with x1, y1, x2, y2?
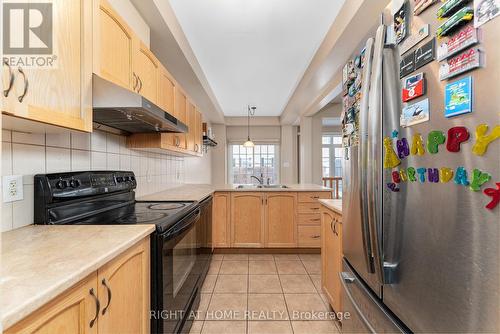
(169, 0, 345, 117)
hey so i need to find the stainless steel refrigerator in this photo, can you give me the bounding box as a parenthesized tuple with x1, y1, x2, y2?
(341, 1, 500, 333)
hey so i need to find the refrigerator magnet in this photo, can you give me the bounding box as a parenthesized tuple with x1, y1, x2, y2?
(383, 137, 401, 169)
(414, 38, 436, 70)
(394, 1, 409, 44)
(402, 73, 426, 102)
(400, 52, 416, 78)
(472, 124, 500, 156)
(400, 99, 430, 127)
(400, 23, 430, 56)
(415, 0, 438, 15)
(439, 47, 483, 80)
(474, 0, 500, 28)
(483, 183, 500, 210)
(470, 168, 492, 191)
(437, 0, 471, 19)
(436, 7, 474, 38)
(437, 23, 480, 61)
(444, 76, 473, 117)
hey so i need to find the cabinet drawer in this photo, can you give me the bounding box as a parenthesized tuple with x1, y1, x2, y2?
(298, 226, 321, 247)
(298, 192, 331, 203)
(298, 202, 322, 214)
(298, 214, 321, 225)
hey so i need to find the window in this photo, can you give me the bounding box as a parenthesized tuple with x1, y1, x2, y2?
(322, 134, 343, 197)
(229, 144, 279, 184)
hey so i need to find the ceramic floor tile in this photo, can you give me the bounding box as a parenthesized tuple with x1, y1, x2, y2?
(197, 294, 212, 320)
(207, 260, 222, 275)
(273, 254, 300, 261)
(279, 275, 316, 293)
(219, 260, 249, 275)
(291, 320, 339, 333)
(212, 254, 224, 261)
(248, 254, 275, 261)
(276, 260, 307, 275)
(206, 294, 247, 321)
(247, 294, 289, 320)
(247, 321, 293, 334)
(284, 294, 329, 320)
(310, 274, 322, 293)
(201, 320, 246, 334)
(222, 254, 249, 261)
(299, 254, 321, 262)
(302, 259, 321, 275)
(248, 275, 283, 293)
(249, 260, 277, 275)
(201, 275, 217, 293)
(214, 275, 248, 293)
(189, 320, 204, 334)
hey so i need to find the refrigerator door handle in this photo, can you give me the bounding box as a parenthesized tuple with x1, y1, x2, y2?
(359, 37, 376, 274)
(366, 24, 386, 285)
(340, 272, 376, 333)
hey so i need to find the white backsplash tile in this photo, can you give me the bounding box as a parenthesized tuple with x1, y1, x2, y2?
(3, 129, 185, 231)
(46, 147, 71, 173)
(12, 143, 46, 184)
(46, 133, 71, 148)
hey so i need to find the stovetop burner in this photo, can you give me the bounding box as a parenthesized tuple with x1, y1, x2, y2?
(148, 203, 186, 210)
(134, 212, 169, 223)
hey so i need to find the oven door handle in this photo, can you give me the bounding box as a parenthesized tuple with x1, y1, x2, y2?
(164, 208, 201, 238)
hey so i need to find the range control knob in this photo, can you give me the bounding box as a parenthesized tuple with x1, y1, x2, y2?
(55, 179, 68, 189)
(116, 176, 124, 183)
(69, 179, 80, 188)
(124, 176, 131, 182)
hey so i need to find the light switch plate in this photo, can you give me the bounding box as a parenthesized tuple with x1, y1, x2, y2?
(2, 175, 24, 202)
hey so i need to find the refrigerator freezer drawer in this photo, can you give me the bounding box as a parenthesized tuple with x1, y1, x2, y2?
(341, 259, 407, 334)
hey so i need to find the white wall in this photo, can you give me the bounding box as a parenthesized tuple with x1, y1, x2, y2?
(211, 124, 227, 185)
(299, 116, 313, 184)
(280, 125, 298, 184)
(226, 126, 281, 143)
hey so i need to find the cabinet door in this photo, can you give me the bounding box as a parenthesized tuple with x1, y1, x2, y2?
(213, 192, 231, 248)
(186, 101, 196, 152)
(158, 65, 176, 115)
(321, 209, 342, 312)
(265, 193, 297, 247)
(231, 193, 265, 247)
(2, 0, 92, 132)
(169, 89, 187, 149)
(4, 273, 98, 334)
(94, 0, 134, 91)
(194, 109, 202, 154)
(134, 40, 159, 103)
(97, 238, 150, 334)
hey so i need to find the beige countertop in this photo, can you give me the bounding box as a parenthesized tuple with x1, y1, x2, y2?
(138, 183, 332, 202)
(319, 199, 342, 214)
(1, 224, 155, 329)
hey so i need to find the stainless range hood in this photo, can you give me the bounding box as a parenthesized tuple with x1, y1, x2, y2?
(92, 74, 187, 134)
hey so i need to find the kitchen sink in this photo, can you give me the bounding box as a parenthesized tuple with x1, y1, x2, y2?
(235, 184, 288, 189)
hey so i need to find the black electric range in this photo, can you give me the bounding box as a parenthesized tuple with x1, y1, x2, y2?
(34, 171, 213, 334)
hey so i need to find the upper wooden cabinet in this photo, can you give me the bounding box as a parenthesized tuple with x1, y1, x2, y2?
(4, 273, 98, 334)
(157, 65, 176, 116)
(2, 0, 93, 132)
(93, 0, 134, 91)
(194, 109, 203, 154)
(231, 193, 265, 247)
(186, 102, 196, 152)
(265, 193, 297, 247)
(133, 40, 159, 103)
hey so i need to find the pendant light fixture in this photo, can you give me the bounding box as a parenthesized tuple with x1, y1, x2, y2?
(243, 105, 256, 147)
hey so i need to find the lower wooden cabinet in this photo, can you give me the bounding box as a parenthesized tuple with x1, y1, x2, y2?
(321, 207, 342, 313)
(231, 192, 265, 247)
(4, 273, 98, 334)
(213, 192, 231, 248)
(298, 225, 321, 247)
(265, 193, 297, 247)
(5, 238, 150, 334)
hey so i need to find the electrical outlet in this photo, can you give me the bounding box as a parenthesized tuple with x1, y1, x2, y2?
(2, 175, 24, 203)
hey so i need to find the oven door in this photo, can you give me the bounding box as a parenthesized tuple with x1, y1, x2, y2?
(158, 208, 201, 334)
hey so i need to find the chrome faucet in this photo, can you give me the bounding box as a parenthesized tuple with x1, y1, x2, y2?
(250, 174, 264, 185)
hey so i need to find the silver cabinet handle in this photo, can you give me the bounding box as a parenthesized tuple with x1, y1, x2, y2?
(3, 59, 14, 97)
(89, 288, 100, 328)
(175, 136, 180, 147)
(132, 72, 138, 91)
(101, 278, 112, 315)
(17, 67, 28, 102)
(311, 196, 320, 199)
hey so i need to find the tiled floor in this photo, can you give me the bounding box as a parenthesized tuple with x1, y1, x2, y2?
(191, 253, 341, 334)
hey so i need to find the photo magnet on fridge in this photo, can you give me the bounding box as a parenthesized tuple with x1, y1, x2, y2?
(444, 76, 473, 117)
(402, 73, 426, 102)
(400, 98, 430, 127)
(400, 52, 416, 78)
(400, 24, 430, 55)
(437, 23, 480, 60)
(414, 38, 436, 69)
(394, 1, 409, 44)
(474, 0, 500, 27)
(439, 47, 483, 80)
(414, 0, 438, 15)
